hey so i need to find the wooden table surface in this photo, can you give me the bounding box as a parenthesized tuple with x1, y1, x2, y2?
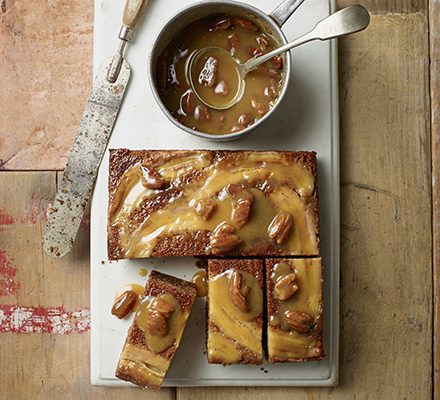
(0, 0, 438, 399)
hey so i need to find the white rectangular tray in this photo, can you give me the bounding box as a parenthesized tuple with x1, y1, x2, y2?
(91, 0, 339, 387)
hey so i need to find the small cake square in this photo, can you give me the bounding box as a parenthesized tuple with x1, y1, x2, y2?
(207, 259, 264, 364)
(115, 271, 197, 390)
(108, 149, 319, 260)
(266, 258, 324, 362)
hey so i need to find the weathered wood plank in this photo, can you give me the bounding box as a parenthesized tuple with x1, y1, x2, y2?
(0, 0, 92, 170)
(430, 1, 440, 399)
(0, 171, 174, 400)
(178, 12, 432, 400)
(337, 0, 427, 13)
(0, 0, 428, 171)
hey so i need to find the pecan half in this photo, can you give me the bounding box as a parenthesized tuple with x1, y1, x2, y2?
(251, 98, 269, 116)
(227, 183, 253, 202)
(212, 17, 231, 31)
(226, 184, 253, 228)
(198, 56, 218, 88)
(140, 166, 167, 190)
(231, 16, 259, 33)
(157, 53, 168, 90)
(272, 55, 284, 71)
(229, 270, 250, 312)
(210, 223, 242, 255)
(274, 273, 298, 301)
(284, 310, 314, 334)
(229, 125, 242, 133)
(268, 211, 293, 244)
(256, 36, 269, 50)
(194, 105, 212, 122)
(233, 199, 252, 228)
(182, 90, 196, 116)
(264, 78, 280, 99)
(151, 297, 175, 315)
(214, 80, 229, 96)
(111, 290, 138, 319)
(193, 199, 217, 221)
(237, 113, 254, 127)
(250, 46, 264, 58)
(268, 68, 282, 81)
(228, 33, 240, 56)
(146, 297, 175, 337)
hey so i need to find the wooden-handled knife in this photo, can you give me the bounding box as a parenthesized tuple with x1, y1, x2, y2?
(43, 0, 149, 258)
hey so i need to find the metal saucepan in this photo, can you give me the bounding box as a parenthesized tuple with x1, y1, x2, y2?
(148, 0, 310, 141)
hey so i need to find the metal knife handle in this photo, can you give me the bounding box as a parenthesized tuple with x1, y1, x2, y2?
(107, 0, 149, 83)
(123, 0, 149, 30)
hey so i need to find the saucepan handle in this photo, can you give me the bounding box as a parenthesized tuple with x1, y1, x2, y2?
(269, 0, 306, 27)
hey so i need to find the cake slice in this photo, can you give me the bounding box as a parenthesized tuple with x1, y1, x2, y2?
(266, 258, 324, 362)
(115, 271, 197, 390)
(207, 259, 263, 364)
(108, 149, 319, 260)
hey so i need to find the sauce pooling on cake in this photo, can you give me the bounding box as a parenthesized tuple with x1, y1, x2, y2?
(207, 259, 264, 365)
(115, 271, 197, 390)
(108, 150, 319, 259)
(267, 258, 324, 362)
(136, 294, 186, 353)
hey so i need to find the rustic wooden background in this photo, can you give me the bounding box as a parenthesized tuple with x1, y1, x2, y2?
(0, 0, 438, 399)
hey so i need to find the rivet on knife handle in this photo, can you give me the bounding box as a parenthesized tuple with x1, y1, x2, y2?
(43, 0, 149, 258)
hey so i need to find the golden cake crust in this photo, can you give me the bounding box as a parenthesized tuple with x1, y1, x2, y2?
(115, 271, 197, 389)
(265, 258, 324, 363)
(207, 258, 264, 365)
(108, 149, 319, 260)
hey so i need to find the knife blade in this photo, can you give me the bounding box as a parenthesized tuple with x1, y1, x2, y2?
(42, 58, 130, 257)
(43, 0, 149, 258)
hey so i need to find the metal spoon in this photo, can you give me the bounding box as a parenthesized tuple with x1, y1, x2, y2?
(189, 4, 370, 110)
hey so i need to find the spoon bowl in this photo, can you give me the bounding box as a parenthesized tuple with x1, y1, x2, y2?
(187, 47, 245, 110)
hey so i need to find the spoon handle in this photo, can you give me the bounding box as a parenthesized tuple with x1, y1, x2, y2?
(242, 5, 370, 75)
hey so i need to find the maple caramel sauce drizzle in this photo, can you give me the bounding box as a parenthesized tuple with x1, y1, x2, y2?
(111, 152, 316, 257)
(112, 152, 212, 222)
(208, 269, 263, 355)
(207, 330, 242, 364)
(119, 344, 170, 383)
(138, 268, 148, 277)
(135, 294, 188, 354)
(269, 259, 322, 359)
(114, 283, 145, 313)
(191, 270, 208, 297)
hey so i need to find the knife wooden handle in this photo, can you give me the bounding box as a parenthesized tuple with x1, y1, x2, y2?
(122, 0, 149, 29)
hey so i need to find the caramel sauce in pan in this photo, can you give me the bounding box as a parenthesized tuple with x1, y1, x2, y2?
(191, 270, 208, 297)
(157, 14, 283, 135)
(110, 152, 317, 258)
(268, 259, 322, 359)
(208, 269, 262, 354)
(135, 294, 188, 354)
(114, 283, 144, 314)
